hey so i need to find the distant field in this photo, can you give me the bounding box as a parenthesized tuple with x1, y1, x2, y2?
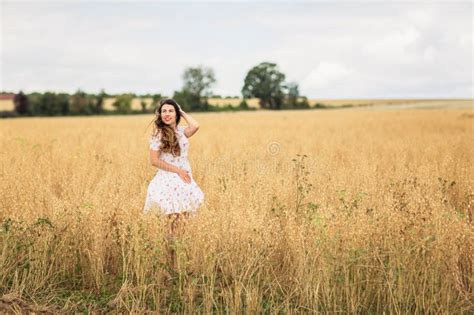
(1, 97, 472, 112)
(0, 108, 472, 313)
(0, 99, 15, 111)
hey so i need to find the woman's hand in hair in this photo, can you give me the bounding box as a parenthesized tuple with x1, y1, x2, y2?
(177, 103, 185, 114)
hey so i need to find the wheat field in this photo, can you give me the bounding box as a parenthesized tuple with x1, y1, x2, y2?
(0, 108, 472, 313)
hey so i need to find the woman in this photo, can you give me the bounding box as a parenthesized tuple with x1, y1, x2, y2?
(144, 98, 204, 270)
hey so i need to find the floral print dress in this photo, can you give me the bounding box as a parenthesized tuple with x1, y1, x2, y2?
(143, 125, 204, 215)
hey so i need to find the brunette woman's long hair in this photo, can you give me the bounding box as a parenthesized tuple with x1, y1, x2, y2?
(149, 98, 182, 157)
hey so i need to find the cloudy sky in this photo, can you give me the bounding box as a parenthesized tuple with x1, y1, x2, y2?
(1, 0, 472, 98)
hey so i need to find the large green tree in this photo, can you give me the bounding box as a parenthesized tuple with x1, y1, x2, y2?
(241, 62, 286, 110)
(176, 65, 216, 111)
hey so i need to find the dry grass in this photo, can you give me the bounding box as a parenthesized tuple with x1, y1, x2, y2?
(0, 100, 15, 112)
(0, 109, 473, 313)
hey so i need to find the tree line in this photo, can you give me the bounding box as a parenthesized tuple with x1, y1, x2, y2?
(5, 61, 311, 117)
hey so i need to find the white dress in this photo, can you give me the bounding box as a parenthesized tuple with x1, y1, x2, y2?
(143, 125, 204, 215)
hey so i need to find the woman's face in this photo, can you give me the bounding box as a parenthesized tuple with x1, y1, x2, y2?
(161, 104, 176, 125)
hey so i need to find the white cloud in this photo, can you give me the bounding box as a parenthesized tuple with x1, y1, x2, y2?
(364, 26, 421, 64)
(0, 1, 472, 98)
(301, 62, 354, 90)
